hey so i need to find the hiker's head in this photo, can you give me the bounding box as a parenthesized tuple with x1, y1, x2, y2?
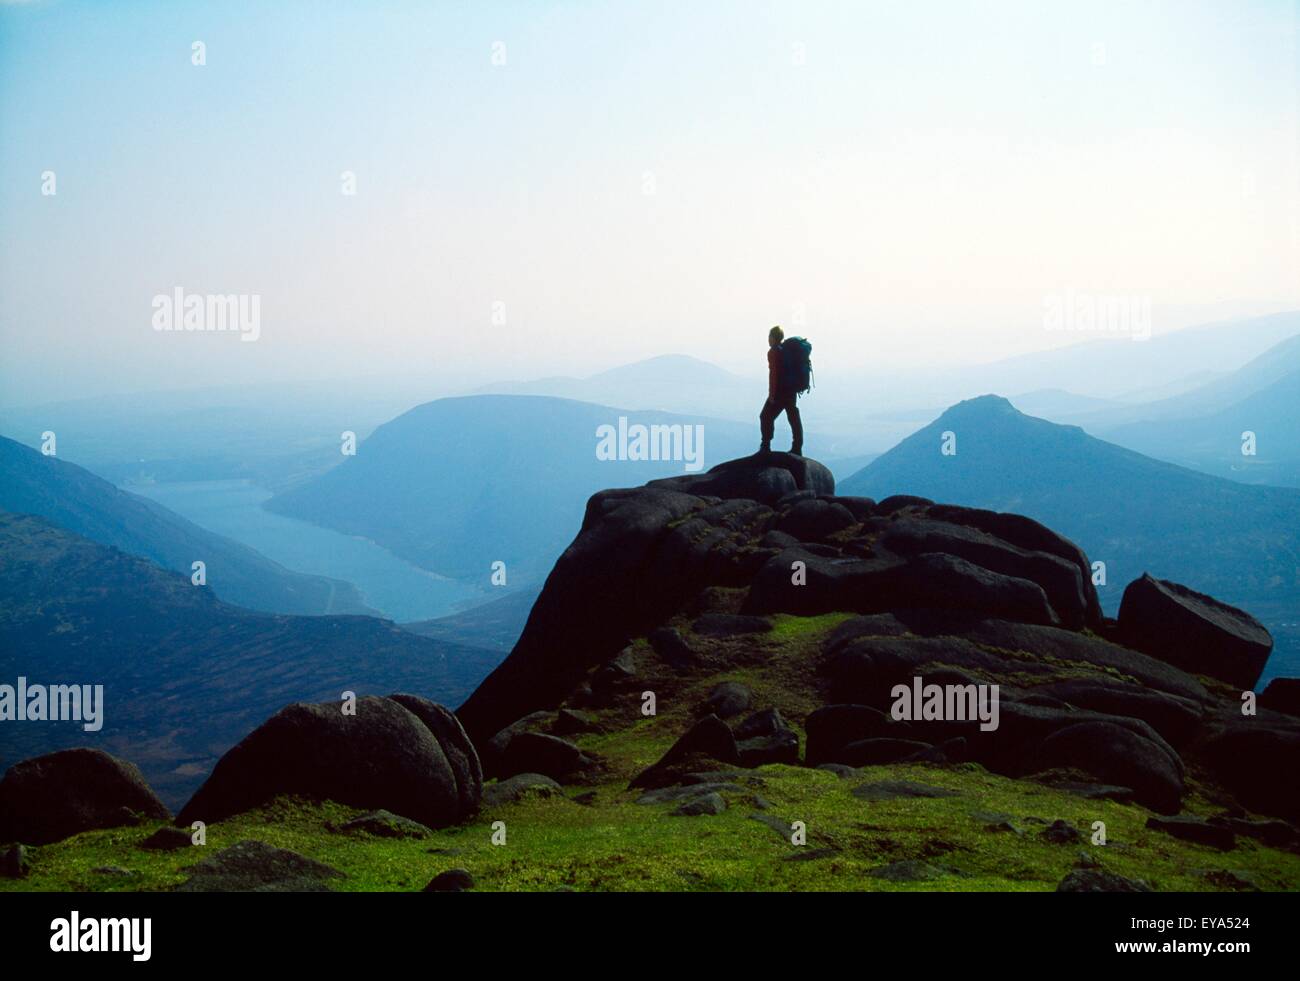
(769, 325, 784, 348)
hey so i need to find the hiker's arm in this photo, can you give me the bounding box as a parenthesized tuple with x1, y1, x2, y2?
(767, 349, 778, 398)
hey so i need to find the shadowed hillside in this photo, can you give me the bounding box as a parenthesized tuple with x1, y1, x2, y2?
(0, 435, 372, 617)
(0, 512, 502, 808)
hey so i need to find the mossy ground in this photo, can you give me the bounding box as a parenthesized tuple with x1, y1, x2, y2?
(6, 612, 1298, 893)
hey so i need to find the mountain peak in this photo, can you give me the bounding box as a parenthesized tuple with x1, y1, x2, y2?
(936, 394, 1019, 421)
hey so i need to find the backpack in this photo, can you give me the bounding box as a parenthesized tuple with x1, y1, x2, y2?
(779, 336, 814, 395)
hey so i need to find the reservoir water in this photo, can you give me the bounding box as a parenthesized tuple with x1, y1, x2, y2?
(129, 479, 484, 622)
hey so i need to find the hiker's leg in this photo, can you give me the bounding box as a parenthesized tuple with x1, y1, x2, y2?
(786, 397, 803, 454)
(759, 398, 778, 451)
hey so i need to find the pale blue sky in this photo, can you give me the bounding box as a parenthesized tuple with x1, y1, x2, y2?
(1, 0, 1296, 403)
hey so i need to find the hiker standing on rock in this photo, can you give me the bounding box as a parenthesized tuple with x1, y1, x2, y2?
(759, 325, 812, 455)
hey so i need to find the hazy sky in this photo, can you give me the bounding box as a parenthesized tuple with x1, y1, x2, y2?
(2, 0, 1296, 405)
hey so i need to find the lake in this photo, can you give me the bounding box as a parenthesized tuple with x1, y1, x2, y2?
(129, 479, 484, 622)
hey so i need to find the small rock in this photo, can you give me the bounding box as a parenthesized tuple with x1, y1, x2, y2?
(815, 763, 858, 779)
(93, 865, 139, 877)
(1041, 820, 1082, 845)
(424, 868, 474, 892)
(1146, 816, 1236, 851)
(699, 682, 752, 719)
(636, 783, 742, 805)
(1198, 869, 1259, 891)
(553, 709, 597, 736)
(867, 860, 962, 882)
(785, 847, 839, 862)
(851, 780, 960, 802)
(749, 813, 795, 840)
(1049, 781, 1135, 804)
(1, 843, 32, 878)
(985, 820, 1022, 835)
(339, 809, 432, 839)
(482, 773, 562, 808)
(681, 771, 750, 785)
(176, 840, 344, 892)
(139, 826, 194, 851)
(1057, 869, 1152, 892)
(499, 732, 594, 781)
(673, 792, 726, 816)
(648, 627, 700, 669)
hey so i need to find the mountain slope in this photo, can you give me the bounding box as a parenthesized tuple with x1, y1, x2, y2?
(0, 435, 371, 616)
(950, 311, 1300, 401)
(402, 585, 541, 654)
(839, 397, 1300, 636)
(266, 395, 761, 584)
(1094, 331, 1300, 427)
(1102, 369, 1300, 487)
(0, 512, 502, 808)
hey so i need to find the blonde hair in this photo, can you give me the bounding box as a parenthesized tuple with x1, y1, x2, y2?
(769, 325, 784, 344)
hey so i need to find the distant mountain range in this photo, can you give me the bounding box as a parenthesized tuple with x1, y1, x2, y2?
(947, 311, 1300, 402)
(0, 436, 371, 616)
(0, 512, 503, 808)
(1101, 370, 1300, 487)
(266, 395, 764, 585)
(1089, 334, 1300, 487)
(476, 354, 758, 421)
(840, 395, 1300, 681)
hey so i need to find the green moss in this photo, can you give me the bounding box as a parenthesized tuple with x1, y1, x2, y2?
(9, 762, 1297, 893)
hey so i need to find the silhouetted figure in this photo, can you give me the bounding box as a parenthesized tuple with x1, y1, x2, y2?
(759, 325, 808, 455)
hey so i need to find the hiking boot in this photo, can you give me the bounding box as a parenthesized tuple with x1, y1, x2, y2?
(758, 442, 771, 454)
(789, 445, 803, 456)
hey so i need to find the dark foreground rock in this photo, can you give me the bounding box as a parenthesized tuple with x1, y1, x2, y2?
(451, 452, 1284, 824)
(178, 695, 479, 829)
(0, 748, 170, 845)
(630, 715, 740, 789)
(1118, 574, 1272, 688)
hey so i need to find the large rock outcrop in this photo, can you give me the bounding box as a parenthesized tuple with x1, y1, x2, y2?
(453, 453, 1290, 820)
(1118, 574, 1273, 689)
(0, 748, 171, 845)
(457, 453, 1104, 744)
(178, 695, 480, 828)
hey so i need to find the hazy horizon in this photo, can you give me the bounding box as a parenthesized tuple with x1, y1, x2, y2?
(3, 0, 1297, 405)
